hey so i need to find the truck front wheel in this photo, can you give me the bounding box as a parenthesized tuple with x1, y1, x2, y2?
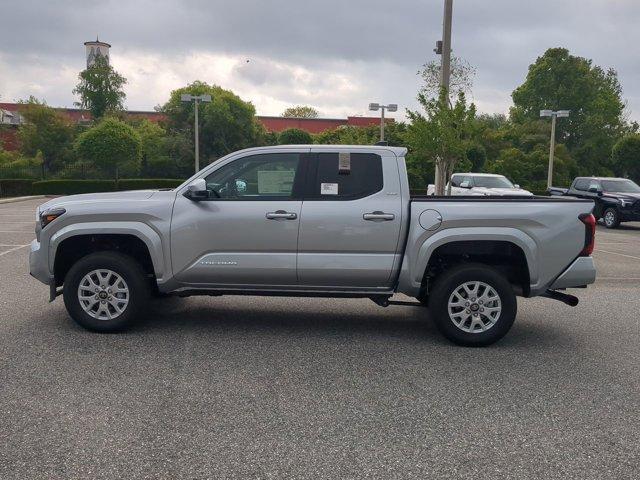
(429, 264, 517, 347)
(63, 251, 150, 332)
(603, 207, 620, 229)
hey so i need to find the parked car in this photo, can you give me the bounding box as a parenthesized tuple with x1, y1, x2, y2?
(30, 145, 596, 346)
(549, 177, 640, 228)
(427, 173, 534, 196)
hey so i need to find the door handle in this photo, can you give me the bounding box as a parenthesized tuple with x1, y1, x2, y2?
(363, 211, 395, 221)
(266, 210, 297, 220)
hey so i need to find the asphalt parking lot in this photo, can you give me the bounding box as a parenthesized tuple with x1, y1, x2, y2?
(1, 197, 639, 479)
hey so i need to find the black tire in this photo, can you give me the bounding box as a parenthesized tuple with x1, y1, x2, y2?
(603, 207, 621, 229)
(428, 263, 517, 347)
(63, 251, 150, 332)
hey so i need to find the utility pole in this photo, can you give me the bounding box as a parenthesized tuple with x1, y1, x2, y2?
(181, 93, 212, 173)
(540, 109, 570, 188)
(434, 0, 453, 195)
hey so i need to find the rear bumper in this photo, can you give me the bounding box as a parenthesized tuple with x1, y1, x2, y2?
(549, 256, 596, 290)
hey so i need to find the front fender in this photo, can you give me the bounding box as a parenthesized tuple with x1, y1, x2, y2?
(49, 222, 168, 283)
(397, 227, 538, 296)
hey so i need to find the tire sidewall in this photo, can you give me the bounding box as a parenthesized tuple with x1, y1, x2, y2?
(429, 264, 517, 347)
(63, 252, 149, 332)
(603, 208, 620, 229)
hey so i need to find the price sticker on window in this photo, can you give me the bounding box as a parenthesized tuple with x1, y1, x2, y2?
(321, 183, 339, 195)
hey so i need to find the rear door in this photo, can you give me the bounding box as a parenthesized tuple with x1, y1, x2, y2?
(297, 150, 403, 288)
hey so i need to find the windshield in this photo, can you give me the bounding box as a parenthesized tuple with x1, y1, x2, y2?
(472, 176, 514, 189)
(601, 179, 640, 193)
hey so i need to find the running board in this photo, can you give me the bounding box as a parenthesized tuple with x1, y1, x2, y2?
(541, 289, 579, 307)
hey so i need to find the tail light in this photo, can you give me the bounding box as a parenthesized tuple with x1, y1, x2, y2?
(579, 213, 596, 256)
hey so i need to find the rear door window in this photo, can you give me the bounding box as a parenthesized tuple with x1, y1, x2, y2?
(306, 152, 383, 200)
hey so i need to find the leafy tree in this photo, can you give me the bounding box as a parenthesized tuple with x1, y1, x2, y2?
(612, 134, 640, 181)
(281, 106, 319, 118)
(135, 120, 172, 177)
(278, 128, 312, 144)
(162, 81, 262, 165)
(17, 97, 75, 171)
(406, 89, 477, 194)
(313, 122, 407, 146)
(418, 56, 476, 100)
(511, 48, 628, 174)
(75, 117, 141, 177)
(73, 55, 127, 120)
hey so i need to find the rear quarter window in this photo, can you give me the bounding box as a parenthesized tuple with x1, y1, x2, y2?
(309, 153, 383, 199)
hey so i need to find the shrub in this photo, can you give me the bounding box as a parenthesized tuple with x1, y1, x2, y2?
(0, 179, 33, 197)
(117, 179, 183, 190)
(31, 179, 184, 195)
(278, 128, 313, 145)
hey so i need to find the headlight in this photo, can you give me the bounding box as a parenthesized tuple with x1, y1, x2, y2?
(40, 207, 66, 228)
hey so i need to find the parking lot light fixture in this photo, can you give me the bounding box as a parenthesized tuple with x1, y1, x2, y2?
(540, 109, 570, 188)
(181, 94, 212, 173)
(369, 103, 398, 142)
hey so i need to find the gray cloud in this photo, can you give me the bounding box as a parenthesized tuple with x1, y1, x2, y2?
(1, 0, 639, 120)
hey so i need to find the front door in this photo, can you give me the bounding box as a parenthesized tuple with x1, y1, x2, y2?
(171, 151, 307, 287)
(297, 151, 403, 288)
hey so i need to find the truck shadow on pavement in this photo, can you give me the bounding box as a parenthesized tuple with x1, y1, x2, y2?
(108, 296, 565, 349)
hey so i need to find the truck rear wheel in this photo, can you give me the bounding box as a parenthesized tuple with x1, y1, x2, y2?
(63, 251, 150, 332)
(428, 264, 517, 347)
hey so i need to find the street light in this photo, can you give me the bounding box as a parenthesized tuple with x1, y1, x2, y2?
(181, 93, 212, 173)
(369, 103, 398, 142)
(540, 109, 570, 188)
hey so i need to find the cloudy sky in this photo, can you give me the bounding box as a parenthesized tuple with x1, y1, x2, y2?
(1, 0, 639, 121)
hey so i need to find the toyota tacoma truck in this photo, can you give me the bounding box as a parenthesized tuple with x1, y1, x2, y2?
(30, 145, 597, 346)
(549, 176, 640, 228)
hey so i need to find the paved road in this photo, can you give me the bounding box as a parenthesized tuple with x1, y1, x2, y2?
(1, 198, 638, 479)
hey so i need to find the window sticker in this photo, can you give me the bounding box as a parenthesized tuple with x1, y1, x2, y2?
(321, 182, 339, 195)
(257, 170, 295, 194)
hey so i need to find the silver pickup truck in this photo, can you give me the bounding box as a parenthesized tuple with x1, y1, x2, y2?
(30, 145, 597, 346)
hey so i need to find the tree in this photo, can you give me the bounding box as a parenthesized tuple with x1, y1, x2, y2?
(135, 120, 171, 177)
(281, 105, 319, 118)
(612, 134, 640, 181)
(418, 56, 475, 100)
(73, 55, 127, 120)
(511, 48, 628, 174)
(277, 128, 312, 144)
(17, 97, 75, 171)
(314, 122, 407, 146)
(75, 117, 141, 177)
(407, 89, 477, 194)
(162, 81, 262, 165)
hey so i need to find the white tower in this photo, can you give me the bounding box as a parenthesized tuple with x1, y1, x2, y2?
(84, 37, 111, 68)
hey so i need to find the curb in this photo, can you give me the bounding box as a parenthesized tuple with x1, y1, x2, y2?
(0, 195, 46, 204)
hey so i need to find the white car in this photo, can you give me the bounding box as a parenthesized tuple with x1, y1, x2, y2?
(427, 173, 533, 196)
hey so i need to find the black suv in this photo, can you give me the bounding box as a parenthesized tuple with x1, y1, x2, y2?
(550, 177, 640, 228)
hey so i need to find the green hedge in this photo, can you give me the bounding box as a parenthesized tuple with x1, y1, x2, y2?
(29, 179, 184, 195)
(0, 179, 34, 197)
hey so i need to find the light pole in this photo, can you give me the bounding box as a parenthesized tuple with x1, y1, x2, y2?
(181, 93, 212, 173)
(540, 109, 570, 188)
(368, 103, 398, 142)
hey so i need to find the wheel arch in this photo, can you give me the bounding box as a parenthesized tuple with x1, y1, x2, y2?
(50, 222, 166, 286)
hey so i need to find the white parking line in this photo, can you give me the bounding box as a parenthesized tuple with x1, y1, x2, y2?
(0, 231, 34, 233)
(0, 244, 29, 256)
(595, 249, 640, 261)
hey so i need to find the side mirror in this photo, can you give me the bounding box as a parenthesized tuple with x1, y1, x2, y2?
(184, 178, 209, 201)
(459, 181, 471, 189)
(514, 184, 520, 189)
(588, 186, 601, 194)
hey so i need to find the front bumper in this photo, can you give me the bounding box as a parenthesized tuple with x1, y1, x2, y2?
(29, 239, 52, 286)
(549, 256, 596, 290)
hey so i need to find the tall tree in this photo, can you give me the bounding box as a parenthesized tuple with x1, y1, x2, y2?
(73, 55, 127, 120)
(612, 134, 640, 181)
(162, 81, 262, 165)
(407, 89, 477, 194)
(281, 106, 319, 118)
(17, 97, 75, 171)
(511, 48, 628, 174)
